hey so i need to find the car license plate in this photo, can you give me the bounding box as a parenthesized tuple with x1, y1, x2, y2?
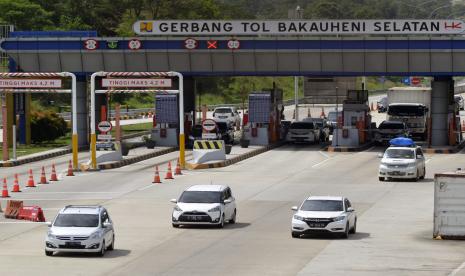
(309, 223, 325, 228)
(219, 116, 227, 119)
(65, 242, 81, 247)
(189, 216, 202, 221)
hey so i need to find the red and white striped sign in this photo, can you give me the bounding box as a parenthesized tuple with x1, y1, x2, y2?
(0, 79, 62, 88)
(101, 78, 172, 88)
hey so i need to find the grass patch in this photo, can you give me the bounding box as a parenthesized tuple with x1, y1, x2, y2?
(0, 132, 71, 158)
(109, 122, 153, 135)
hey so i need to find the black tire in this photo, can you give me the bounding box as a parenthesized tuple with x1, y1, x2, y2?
(98, 241, 105, 257)
(230, 210, 236, 224)
(108, 235, 114, 251)
(379, 177, 385, 182)
(349, 219, 357, 234)
(217, 214, 225, 228)
(420, 167, 426, 180)
(342, 223, 349, 239)
(45, 250, 53, 256)
(172, 223, 180, 228)
(291, 232, 301, 238)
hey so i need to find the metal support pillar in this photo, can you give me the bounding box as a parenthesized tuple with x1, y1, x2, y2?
(431, 76, 453, 146)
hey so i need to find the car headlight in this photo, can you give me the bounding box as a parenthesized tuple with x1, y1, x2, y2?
(89, 231, 101, 240)
(174, 205, 182, 212)
(47, 232, 56, 239)
(333, 216, 346, 222)
(407, 162, 416, 168)
(293, 215, 304, 221)
(208, 206, 221, 212)
(380, 162, 389, 166)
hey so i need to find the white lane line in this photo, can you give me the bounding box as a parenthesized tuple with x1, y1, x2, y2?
(312, 158, 332, 168)
(138, 184, 155, 191)
(0, 221, 48, 224)
(15, 192, 120, 194)
(318, 151, 330, 158)
(426, 158, 432, 164)
(449, 260, 465, 276)
(0, 198, 112, 201)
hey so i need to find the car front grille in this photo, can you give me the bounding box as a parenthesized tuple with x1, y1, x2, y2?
(387, 171, 406, 176)
(58, 244, 86, 249)
(56, 236, 89, 241)
(387, 164, 408, 169)
(179, 212, 212, 222)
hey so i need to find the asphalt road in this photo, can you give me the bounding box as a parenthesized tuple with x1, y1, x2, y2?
(1, 143, 465, 275)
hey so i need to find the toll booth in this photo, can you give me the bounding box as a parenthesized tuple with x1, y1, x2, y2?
(150, 94, 178, 147)
(243, 89, 283, 145)
(332, 90, 371, 147)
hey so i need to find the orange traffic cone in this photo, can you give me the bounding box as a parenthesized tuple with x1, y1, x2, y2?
(27, 169, 36, 188)
(320, 107, 326, 118)
(11, 174, 21, 193)
(66, 160, 74, 176)
(165, 162, 174, 180)
(2, 178, 9, 198)
(50, 164, 58, 181)
(175, 159, 182, 175)
(39, 166, 48, 184)
(152, 165, 162, 184)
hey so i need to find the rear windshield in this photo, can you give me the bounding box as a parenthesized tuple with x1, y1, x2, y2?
(290, 122, 314, 129)
(54, 214, 99, 227)
(300, 200, 343, 212)
(215, 108, 232, 114)
(379, 122, 404, 129)
(179, 191, 222, 203)
(327, 112, 340, 121)
(384, 149, 414, 159)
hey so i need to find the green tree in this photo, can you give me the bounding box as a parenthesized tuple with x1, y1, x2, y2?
(0, 0, 53, 30)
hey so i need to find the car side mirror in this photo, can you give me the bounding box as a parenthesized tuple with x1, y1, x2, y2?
(291, 206, 298, 211)
(46, 221, 52, 227)
(377, 153, 383, 158)
(347, 207, 355, 212)
(224, 199, 232, 204)
(170, 199, 177, 203)
(103, 222, 111, 228)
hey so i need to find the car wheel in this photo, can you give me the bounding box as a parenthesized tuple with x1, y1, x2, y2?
(230, 210, 236, 224)
(291, 232, 301, 238)
(172, 223, 180, 228)
(45, 250, 53, 256)
(98, 241, 105, 257)
(108, 235, 115, 251)
(349, 219, 357, 234)
(420, 167, 426, 179)
(217, 214, 225, 228)
(379, 177, 385, 182)
(342, 223, 349, 239)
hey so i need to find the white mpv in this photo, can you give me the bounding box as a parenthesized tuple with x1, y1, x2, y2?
(171, 185, 237, 228)
(378, 145, 426, 181)
(45, 205, 115, 256)
(291, 196, 357, 238)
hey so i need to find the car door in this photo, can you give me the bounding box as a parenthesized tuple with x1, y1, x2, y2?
(101, 210, 113, 246)
(416, 148, 425, 174)
(223, 188, 233, 220)
(344, 199, 354, 227)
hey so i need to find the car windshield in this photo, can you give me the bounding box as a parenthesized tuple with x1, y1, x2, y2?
(327, 112, 340, 122)
(384, 149, 414, 159)
(215, 108, 232, 114)
(388, 105, 426, 116)
(290, 122, 314, 129)
(300, 200, 344, 212)
(54, 214, 99, 227)
(379, 122, 404, 129)
(179, 191, 222, 203)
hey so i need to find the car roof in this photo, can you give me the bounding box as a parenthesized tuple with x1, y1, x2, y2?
(306, 196, 344, 201)
(386, 146, 418, 150)
(389, 103, 425, 107)
(60, 205, 102, 215)
(186, 185, 227, 192)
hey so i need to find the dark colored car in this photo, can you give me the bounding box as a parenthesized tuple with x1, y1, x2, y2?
(455, 95, 464, 111)
(375, 120, 409, 145)
(377, 97, 388, 113)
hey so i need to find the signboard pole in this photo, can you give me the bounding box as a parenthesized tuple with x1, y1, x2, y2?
(294, 77, 299, 121)
(69, 73, 78, 170)
(2, 94, 8, 161)
(177, 72, 185, 168)
(115, 104, 121, 142)
(90, 74, 97, 169)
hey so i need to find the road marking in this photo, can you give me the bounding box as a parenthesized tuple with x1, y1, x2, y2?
(138, 184, 155, 191)
(449, 260, 465, 276)
(0, 221, 48, 224)
(12, 191, 120, 194)
(426, 158, 432, 164)
(318, 151, 330, 158)
(312, 158, 332, 168)
(0, 198, 111, 201)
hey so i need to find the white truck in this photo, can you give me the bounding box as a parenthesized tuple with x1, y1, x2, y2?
(387, 87, 431, 140)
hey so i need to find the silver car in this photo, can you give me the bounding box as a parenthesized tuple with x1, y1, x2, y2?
(378, 146, 426, 181)
(45, 205, 115, 257)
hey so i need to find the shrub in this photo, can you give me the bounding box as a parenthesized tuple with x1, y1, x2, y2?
(31, 111, 68, 143)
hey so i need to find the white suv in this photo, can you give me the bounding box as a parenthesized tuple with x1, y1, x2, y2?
(291, 196, 357, 238)
(45, 205, 115, 257)
(378, 145, 426, 181)
(171, 185, 236, 228)
(213, 107, 241, 127)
